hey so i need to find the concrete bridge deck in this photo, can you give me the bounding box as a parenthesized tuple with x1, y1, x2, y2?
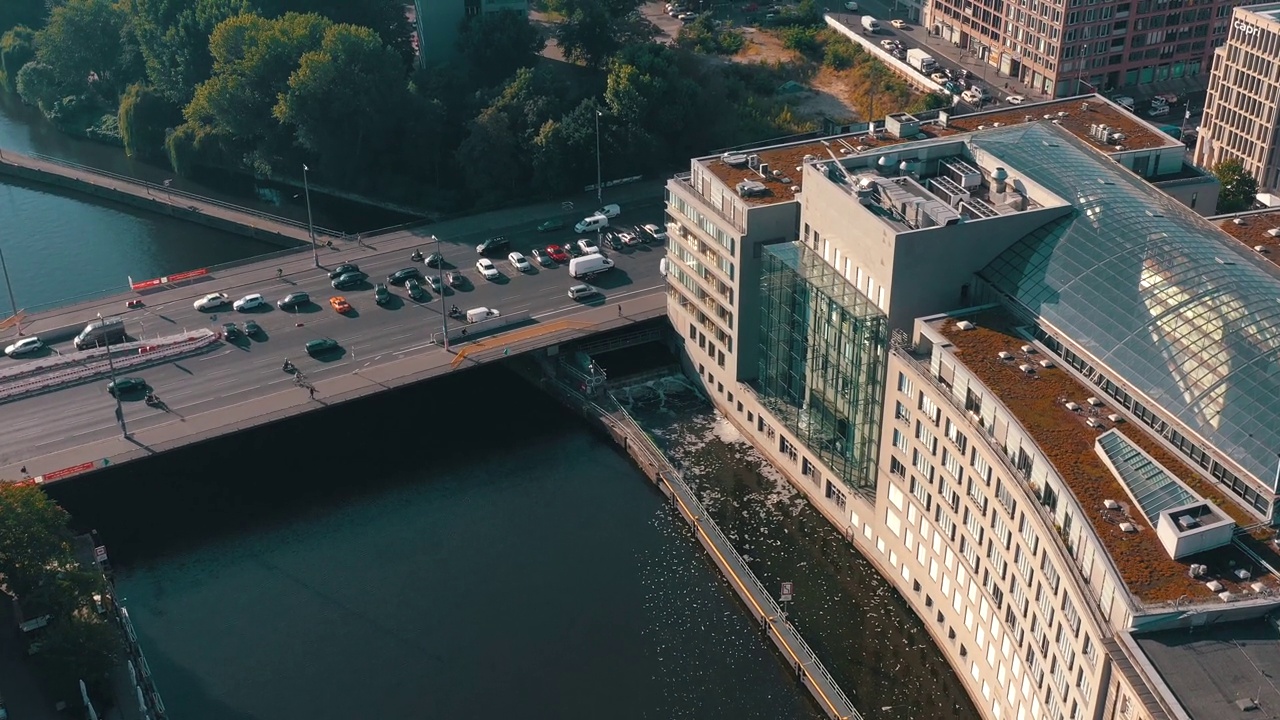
(0, 183, 670, 483)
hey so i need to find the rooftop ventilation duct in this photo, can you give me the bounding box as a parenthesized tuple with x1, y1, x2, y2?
(992, 167, 1009, 193)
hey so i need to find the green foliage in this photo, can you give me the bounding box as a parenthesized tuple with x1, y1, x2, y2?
(15, 60, 60, 109)
(909, 91, 952, 113)
(823, 36, 860, 69)
(165, 120, 225, 176)
(555, 4, 619, 69)
(119, 82, 181, 157)
(262, 0, 417, 67)
(456, 9, 545, 87)
(1213, 158, 1258, 213)
(0, 482, 75, 599)
(33, 614, 123, 703)
(35, 0, 134, 98)
(0, 25, 37, 92)
(0, 0, 47, 36)
(273, 23, 410, 176)
(128, 0, 254, 104)
(780, 26, 822, 56)
(676, 16, 743, 55)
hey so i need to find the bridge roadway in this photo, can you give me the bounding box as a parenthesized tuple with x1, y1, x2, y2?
(0, 192, 669, 483)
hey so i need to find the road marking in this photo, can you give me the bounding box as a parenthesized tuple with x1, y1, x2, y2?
(198, 349, 233, 362)
(394, 342, 437, 355)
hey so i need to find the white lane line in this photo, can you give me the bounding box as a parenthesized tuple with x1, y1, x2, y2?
(533, 306, 576, 319)
(612, 284, 664, 299)
(198, 349, 234, 362)
(394, 341, 437, 355)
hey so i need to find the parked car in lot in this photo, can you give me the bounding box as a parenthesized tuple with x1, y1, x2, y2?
(616, 231, 639, 247)
(305, 338, 339, 357)
(331, 271, 367, 289)
(278, 291, 310, 310)
(1006, 94, 1027, 104)
(374, 283, 392, 305)
(475, 236, 510, 255)
(537, 219, 565, 232)
(531, 247, 554, 267)
(426, 275, 443, 292)
(107, 377, 147, 397)
(233, 293, 265, 311)
(577, 238, 600, 255)
(388, 267, 423, 285)
(329, 296, 352, 314)
(547, 245, 569, 263)
(424, 252, 444, 268)
(476, 258, 500, 280)
(328, 263, 360, 280)
(640, 223, 667, 242)
(508, 251, 532, 273)
(193, 292, 229, 311)
(4, 336, 43, 357)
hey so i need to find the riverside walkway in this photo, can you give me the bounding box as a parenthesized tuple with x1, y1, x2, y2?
(0, 148, 337, 247)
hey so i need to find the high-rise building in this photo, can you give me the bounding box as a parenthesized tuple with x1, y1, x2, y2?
(924, 0, 1235, 98)
(412, 0, 529, 67)
(1193, 4, 1280, 193)
(665, 98, 1280, 720)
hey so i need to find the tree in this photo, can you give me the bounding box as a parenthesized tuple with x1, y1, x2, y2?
(183, 12, 331, 162)
(273, 23, 409, 177)
(456, 104, 523, 202)
(604, 44, 699, 144)
(0, 482, 76, 600)
(1213, 158, 1259, 213)
(555, 2, 626, 69)
(119, 82, 182, 157)
(128, 0, 254, 104)
(34, 614, 123, 702)
(15, 60, 60, 109)
(35, 0, 132, 98)
(456, 9, 544, 87)
(0, 0, 47, 36)
(261, 0, 416, 66)
(0, 25, 37, 92)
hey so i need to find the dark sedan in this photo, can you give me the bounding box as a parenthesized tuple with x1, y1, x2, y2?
(387, 267, 423, 285)
(277, 291, 310, 310)
(107, 377, 147, 397)
(328, 263, 360, 280)
(331, 271, 367, 290)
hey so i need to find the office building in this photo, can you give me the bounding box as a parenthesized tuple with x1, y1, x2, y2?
(924, 0, 1237, 98)
(665, 96, 1280, 720)
(1193, 3, 1280, 193)
(412, 0, 528, 67)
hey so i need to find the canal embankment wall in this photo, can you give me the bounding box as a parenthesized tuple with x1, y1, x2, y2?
(0, 148, 326, 249)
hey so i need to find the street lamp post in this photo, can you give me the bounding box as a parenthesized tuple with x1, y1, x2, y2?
(594, 109, 603, 206)
(0, 246, 21, 336)
(100, 313, 128, 438)
(302, 164, 318, 268)
(436, 234, 449, 350)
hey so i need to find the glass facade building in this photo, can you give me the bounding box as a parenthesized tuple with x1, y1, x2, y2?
(754, 242, 888, 492)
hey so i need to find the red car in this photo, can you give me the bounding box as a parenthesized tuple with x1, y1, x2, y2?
(546, 244, 569, 263)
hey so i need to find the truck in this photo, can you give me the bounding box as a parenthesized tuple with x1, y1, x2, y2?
(568, 253, 616, 279)
(906, 48, 937, 74)
(861, 15, 880, 32)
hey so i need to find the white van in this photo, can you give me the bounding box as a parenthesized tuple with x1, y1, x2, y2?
(568, 253, 615, 279)
(574, 214, 609, 233)
(465, 307, 500, 323)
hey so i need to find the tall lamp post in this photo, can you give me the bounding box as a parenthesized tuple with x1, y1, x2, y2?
(435, 234, 449, 350)
(100, 313, 128, 438)
(0, 246, 21, 336)
(302, 164, 318, 267)
(594, 109, 603, 205)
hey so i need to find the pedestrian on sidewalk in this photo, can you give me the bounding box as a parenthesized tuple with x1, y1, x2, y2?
(309, 386, 316, 399)
(276, 268, 283, 279)
(618, 304, 623, 317)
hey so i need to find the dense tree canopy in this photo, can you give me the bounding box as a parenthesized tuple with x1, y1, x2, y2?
(119, 82, 181, 157)
(263, 0, 416, 66)
(0, 25, 38, 92)
(35, 0, 131, 97)
(456, 10, 544, 87)
(127, 0, 253, 103)
(1214, 158, 1259, 214)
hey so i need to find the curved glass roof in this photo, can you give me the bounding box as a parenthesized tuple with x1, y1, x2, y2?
(977, 123, 1280, 483)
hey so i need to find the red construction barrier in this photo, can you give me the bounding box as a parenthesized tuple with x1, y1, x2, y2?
(129, 267, 208, 292)
(38, 461, 97, 484)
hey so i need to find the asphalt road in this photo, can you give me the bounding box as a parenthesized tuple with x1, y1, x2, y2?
(0, 198, 668, 468)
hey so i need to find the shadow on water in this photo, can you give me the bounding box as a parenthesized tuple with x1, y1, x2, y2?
(45, 365, 827, 720)
(622, 378, 983, 720)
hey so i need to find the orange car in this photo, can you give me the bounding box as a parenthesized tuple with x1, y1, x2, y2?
(329, 296, 352, 313)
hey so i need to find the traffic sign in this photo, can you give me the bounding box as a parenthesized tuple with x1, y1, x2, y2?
(780, 581, 794, 602)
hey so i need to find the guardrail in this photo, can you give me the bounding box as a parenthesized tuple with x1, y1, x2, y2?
(4, 149, 344, 237)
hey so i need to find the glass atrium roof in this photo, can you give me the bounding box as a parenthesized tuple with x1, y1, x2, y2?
(1097, 431, 1195, 525)
(977, 123, 1280, 483)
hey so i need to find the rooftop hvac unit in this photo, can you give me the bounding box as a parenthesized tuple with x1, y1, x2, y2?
(1256, 245, 1269, 253)
(1057, 111, 1068, 118)
(998, 351, 1013, 360)
(1086, 418, 1102, 428)
(747, 154, 761, 169)
(940, 158, 982, 189)
(1019, 363, 1035, 373)
(1119, 522, 1138, 533)
(930, 176, 971, 207)
(1039, 359, 1054, 368)
(1104, 499, 1120, 510)
(1189, 563, 1207, 578)
(757, 162, 771, 178)
(1086, 396, 1102, 406)
(736, 180, 768, 197)
(1233, 217, 1247, 225)
(1177, 515, 1200, 530)
(1107, 413, 1123, 423)
(722, 153, 749, 167)
(1021, 344, 1036, 354)
(955, 320, 976, 330)
(1065, 401, 1080, 411)
(1267, 228, 1280, 237)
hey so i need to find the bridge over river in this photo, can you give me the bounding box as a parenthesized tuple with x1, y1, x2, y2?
(0, 192, 670, 484)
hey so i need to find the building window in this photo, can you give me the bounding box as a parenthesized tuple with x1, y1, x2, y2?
(971, 451, 992, 484)
(890, 457, 907, 477)
(967, 478, 990, 514)
(728, 392, 735, 404)
(825, 480, 847, 509)
(1040, 554, 1062, 595)
(1020, 515, 1041, 556)
(996, 478, 1017, 517)
(992, 511, 1012, 549)
(986, 541, 1008, 580)
(945, 418, 968, 453)
(964, 507, 985, 544)
(919, 393, 941, 424)
(780, 436, 798, 462)
(960, 536, 981, 571)
(917, 422, 939, 455)
(747, 411, 754, 423)
(689, 322, 697, 340)
(913, 449, 936, 482)
(898, 371, 915, 396)
(935, 504, 957, 541)
(910, 476, 932, 509)
(1015, 546, 1035, 584)
(893, 428, 909, 452)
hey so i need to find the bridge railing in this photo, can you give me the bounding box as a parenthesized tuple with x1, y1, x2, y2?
(6, 150, 344, 237)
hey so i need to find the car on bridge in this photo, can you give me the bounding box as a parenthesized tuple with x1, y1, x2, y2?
(328, 263, 360, 280)
(221, 322, 242, 340)
(329, 296, 352, 314)
(244, 320, 263, 337)
(107, 377, 147, 397)
(425, 275, 443, 292)
(424, 252, 444, 268)
(4, 336, 43, 358)
(387, 267, 423, 285)
(546, 245, 569, 263)
(446, 270, 466, 288)
(193, 292, 229, 311)
(508, 252, 532, 273)
(305, 338, 340, 357)
(374, 283, 392, 305)
(407, 279, 426, 300)
(476, 258, 500, 280)
(233, 293, 266, 311)
(331, 271, 367, 290)
(277, 291, 310, 310)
